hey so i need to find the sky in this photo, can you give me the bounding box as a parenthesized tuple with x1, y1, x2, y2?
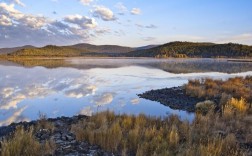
(0, 0, 251, 48)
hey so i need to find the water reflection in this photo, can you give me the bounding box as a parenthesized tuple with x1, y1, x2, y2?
(0, 58, 252, 126)
(6, 58, 252, 73)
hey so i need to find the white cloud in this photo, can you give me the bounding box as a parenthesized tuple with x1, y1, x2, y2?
(79, 0, 93, 6)
(0, 106, 29, 126)
(0, 94, 26, 110)
(0, 85, 54, 110)
(93, 93, 113, 106)
(0, 3, 23, 19)
(13, 0, 25, 7)
(92, 5, 116, 21)
(0, 2, 96, 47)
(0, 3, 47, 29)
(0, 14, 12, 26)
(1, 87, 14, 98)
(131, 8, 141, 15)
(64, 14, 97, 29)
(79, 106, 93, 116)
(65, 85, 97, 98)
(131, 98, 140, 105)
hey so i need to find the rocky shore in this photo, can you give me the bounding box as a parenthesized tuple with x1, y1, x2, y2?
(138, 86, 207, 112)
(0, 115, 113, 156)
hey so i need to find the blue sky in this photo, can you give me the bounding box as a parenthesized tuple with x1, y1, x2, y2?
(0, 0, 251, 48)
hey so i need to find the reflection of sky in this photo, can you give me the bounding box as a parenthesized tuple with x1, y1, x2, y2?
(1, 59, 252, 126)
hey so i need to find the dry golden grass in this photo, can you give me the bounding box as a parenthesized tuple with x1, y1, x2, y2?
(0, 126, 55, 156)
(195, 100, 216, 114)
(185, 76, 252, 103)
(35, 112, 55, 132)
(71, 109, 251, 156)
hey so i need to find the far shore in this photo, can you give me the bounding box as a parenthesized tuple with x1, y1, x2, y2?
(227, 59, 252, 62)
(1, 56, 252, 61)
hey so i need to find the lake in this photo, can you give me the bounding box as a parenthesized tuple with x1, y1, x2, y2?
(1, 58, 252, 126)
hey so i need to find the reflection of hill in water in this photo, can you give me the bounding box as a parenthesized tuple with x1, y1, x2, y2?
(3, 58, 252, 74)
(153, 61, 252, 73)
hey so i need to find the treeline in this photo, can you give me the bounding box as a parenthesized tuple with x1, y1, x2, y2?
(5, 45, 120, 57)
(2, 42, 252, 58)
(1, 44, 134, 57)
(125, 42, 252, 58)
(8, 45, 85, 57)
(71, 43, 135, 53)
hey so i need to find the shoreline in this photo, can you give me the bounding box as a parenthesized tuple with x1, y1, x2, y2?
(227, 59, 252, 62)
(0, 115, 112, 155)
(1, 55, 252, 60)
(138, 86, 217, 112)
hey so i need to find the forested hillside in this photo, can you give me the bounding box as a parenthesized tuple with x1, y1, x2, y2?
(0, 45, 36, 54)
(70, 43, 134, 53)
(1, 42, 252, 58)
(125, 42, 252, 58)
(8, 45, 87, 57)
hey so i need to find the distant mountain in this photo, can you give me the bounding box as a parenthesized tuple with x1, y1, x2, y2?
(2, 42, 252, 58)
(69, 43, 135, 53)
(135, 45, 159, 50)
(2, 43, 135, 57)
(0, 45, 36, 54)
(126, 41, 252, 58)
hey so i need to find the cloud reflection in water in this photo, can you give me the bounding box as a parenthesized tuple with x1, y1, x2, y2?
(1, 58, 252, 126)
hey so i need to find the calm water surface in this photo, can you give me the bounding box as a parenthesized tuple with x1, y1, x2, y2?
(0, 58, 252, 126)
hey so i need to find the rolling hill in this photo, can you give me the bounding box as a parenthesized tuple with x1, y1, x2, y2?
(70, 43, 134, 53)
(0, 45, 36, 54)
(2, 44, 135, 57)
(125, 41, 252, 58)
(1, 42, 252, 58)
(8, 45, 89, 57)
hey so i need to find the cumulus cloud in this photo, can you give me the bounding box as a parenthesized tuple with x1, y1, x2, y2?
(65, 85, 97, 98)
(131, 8, 141, 15)
(92, 5, 116, 21)
(64, 14, 97, 29)
(79, 0, 93, 6)
(79, 106, 93, 116)
(0, 84, 55, 110)
(0, 3, 95, 47)
(0, 14, 12, 26)
(93, 93, 113, 106)
(0, 3, 47, 29)
(0, 94, 26, 110)
(0, 87, 14, 98)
